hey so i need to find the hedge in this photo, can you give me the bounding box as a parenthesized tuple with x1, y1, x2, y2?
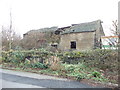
(1, 49, 118, 71)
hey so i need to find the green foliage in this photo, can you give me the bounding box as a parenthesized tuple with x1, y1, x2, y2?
(61, 49, 118, 72)
(75, 73, 86, 80)
(91, 71, 101, 78)
(1, 49, 55, 64)
(30, 62, 48, 69)
(62, 49, 117, 62)
(1, 51, 8, 62)
(2, 50, 25, 66)
(11, 51, 25, 63)
(65, 65, 76, 73)
(63, 63, 109, 82)
(1, 49, 117, 84)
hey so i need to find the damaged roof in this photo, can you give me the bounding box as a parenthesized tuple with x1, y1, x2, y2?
(61, 20, 103, 34)
(26, 26, 58, 34)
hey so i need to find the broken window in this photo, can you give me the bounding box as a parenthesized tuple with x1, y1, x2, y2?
(51, 43, 58, 48)
(51, 44, 57, 48)
(70, 41, 76, 49)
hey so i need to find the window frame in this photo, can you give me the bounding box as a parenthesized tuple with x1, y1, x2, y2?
(70, 41, 76, 49)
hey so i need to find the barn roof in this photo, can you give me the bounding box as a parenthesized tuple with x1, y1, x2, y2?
(61, 20, 103, 34)
(26, 26, 58, 34)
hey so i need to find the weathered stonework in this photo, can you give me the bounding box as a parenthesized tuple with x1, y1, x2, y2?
(23, 20, 105, 51)
(59, 32, 95, 51)
(58, 20, 105, 51)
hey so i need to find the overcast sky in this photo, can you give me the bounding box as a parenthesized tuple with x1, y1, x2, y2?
(0, 0, 119, 36)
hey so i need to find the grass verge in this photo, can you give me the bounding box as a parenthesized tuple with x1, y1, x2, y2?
(1, 62, 118, 88)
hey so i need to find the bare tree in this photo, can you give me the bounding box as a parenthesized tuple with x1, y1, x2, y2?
(2, 26, 22, 51)
(2, 8, 22, 51)
(21, 32, 46, 49)
(109, 20, 119, 49)
(110, 20, 118, 36)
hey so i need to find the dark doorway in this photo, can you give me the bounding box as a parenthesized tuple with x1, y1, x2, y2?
(70, 41, 76, 49)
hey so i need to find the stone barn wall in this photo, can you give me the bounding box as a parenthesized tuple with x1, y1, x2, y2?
(58, 32, 95, 51)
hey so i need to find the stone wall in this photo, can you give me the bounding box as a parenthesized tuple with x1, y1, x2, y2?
(58, 32, 95, 51)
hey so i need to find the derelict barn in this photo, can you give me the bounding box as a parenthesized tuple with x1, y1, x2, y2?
(23, 20, 105, 51)
(58, 20, 105, 51)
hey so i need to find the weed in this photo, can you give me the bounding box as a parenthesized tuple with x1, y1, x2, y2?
(30, 62, 48, 69)
(91, 71, 101, 78)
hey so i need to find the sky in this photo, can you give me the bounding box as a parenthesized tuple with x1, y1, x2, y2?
(0, 0, 119, 37)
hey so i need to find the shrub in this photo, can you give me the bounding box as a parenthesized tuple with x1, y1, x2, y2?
(75, 73, 86, 80)
(1, 49, 55, 65)
(2, 51, 10, 63)
(61, 49, 118, 72)
(30, 62, 48, 69)
(46, 56, 64, 71)
(91, 71, 101, 78)
(0, 56, 2, 64)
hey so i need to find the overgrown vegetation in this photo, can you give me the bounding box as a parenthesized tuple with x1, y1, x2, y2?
(61, 49, 118, 71)
(1, 49, 118, 84)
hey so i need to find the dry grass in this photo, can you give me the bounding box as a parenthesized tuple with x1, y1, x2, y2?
(45, 56, 64, 71)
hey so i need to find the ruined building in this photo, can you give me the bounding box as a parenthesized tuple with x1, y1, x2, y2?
(23, 20, 105, 51)
(58, 20, 105, 51)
